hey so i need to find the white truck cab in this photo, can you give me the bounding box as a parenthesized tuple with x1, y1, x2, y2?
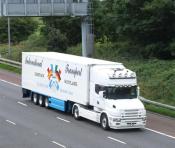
(88, 65, 146, 129)
(85, 63, 146, 129)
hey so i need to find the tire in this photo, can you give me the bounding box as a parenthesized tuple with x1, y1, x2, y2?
(39, 95, 44, 107)
(44, 97, 49, 108)
(73, 106, 80, 120)
(33, 93, 38, 105)
(101, 114, 109, 130)
(31, 93, 34, 101)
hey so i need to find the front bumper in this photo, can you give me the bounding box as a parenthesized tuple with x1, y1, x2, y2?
(108, 116, 146, 129)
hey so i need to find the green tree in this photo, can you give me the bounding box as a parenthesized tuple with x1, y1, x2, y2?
(42, 16, 81, 46)
(0, 17, 38, 44)
(47, 27, 68, 53)
(94, 0, 175, 59)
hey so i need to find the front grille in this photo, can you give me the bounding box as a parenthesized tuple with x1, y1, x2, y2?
(122, 109, 140, 118)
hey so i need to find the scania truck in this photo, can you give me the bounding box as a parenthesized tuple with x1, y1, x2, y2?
(22, 52, 146, 130)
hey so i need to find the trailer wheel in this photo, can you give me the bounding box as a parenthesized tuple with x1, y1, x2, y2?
(31, 93, 34, 101)
(100, 114, 109, 130)
(39, 95, 44, 107)
(73, 106, 80, 120)
(44, 97, 49, 108)
(33, 93, 38, 105)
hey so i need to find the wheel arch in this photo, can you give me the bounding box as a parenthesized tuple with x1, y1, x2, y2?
(100, 111, 110, 122)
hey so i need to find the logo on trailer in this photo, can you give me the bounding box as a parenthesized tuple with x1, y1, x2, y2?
(47, 64, 62, 90)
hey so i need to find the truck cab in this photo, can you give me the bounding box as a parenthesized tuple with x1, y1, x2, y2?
(89, 64, 146, 129)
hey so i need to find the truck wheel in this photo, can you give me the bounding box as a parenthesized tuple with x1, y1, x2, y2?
(39, 95, 44, 107)
(44, 97, 49, 108)
(31, 93, 34, 101)
(101, 114, 109, 130)
(73, 106, 80, 120)
(33, 93, 38, 105)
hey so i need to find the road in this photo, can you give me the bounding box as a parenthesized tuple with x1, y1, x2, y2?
(0, 69, 175, 148)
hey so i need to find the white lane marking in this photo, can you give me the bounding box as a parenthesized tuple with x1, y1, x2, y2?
(146, 128, 175, 140)
(0, 79, 21, 87)
(51, 141, 66, 148)
(56, 117, 70, 123)
(17, 101, 28, 107)
(107, 136, 127, 145)
(6, 120, 16, 125)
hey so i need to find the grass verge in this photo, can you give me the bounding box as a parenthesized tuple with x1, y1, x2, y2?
(145, 103, 175, 118)
(0, 63, 21, 74)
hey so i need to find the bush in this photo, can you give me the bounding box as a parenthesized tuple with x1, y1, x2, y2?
(47, 27, 68, 53)
(0, 17, 38, 44)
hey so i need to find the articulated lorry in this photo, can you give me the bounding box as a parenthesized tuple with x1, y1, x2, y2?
(22, 52, 146, 130)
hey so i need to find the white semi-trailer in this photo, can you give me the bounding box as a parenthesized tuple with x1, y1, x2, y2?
(22, 52, 146, 130)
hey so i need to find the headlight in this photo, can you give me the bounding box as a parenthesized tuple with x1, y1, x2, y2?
(109, 110, 121, 117)
(139, 109, 146, 116)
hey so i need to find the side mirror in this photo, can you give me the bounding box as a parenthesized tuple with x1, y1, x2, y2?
(137, 86, 140, 97)
(99, 91, 103, 98)
(99, 91, 107, 98)
(103, 90, 107, 98)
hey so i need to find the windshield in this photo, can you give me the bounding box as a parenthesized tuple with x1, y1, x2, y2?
(105, 86, 137, 100)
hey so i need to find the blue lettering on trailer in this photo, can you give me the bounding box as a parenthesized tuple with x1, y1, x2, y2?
(48, 97, 66, 112)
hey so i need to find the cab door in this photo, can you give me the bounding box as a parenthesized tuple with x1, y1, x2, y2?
(90, 82, 105, 110)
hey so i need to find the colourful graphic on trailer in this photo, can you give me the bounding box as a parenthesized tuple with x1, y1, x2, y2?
(47, 64, 62, 90)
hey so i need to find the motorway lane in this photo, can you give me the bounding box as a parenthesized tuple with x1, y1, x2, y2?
(0, 81, 125, 148)
(0, 79, 175, 147)
(0, 116, 58, 148)
(146, 112, 175, 137)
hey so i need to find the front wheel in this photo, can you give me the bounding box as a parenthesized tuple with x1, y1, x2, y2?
(101, 114, 110, 130)
(73, 106, 80, 120)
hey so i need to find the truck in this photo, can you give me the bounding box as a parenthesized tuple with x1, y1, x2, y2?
(22, 52, 146, 130)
